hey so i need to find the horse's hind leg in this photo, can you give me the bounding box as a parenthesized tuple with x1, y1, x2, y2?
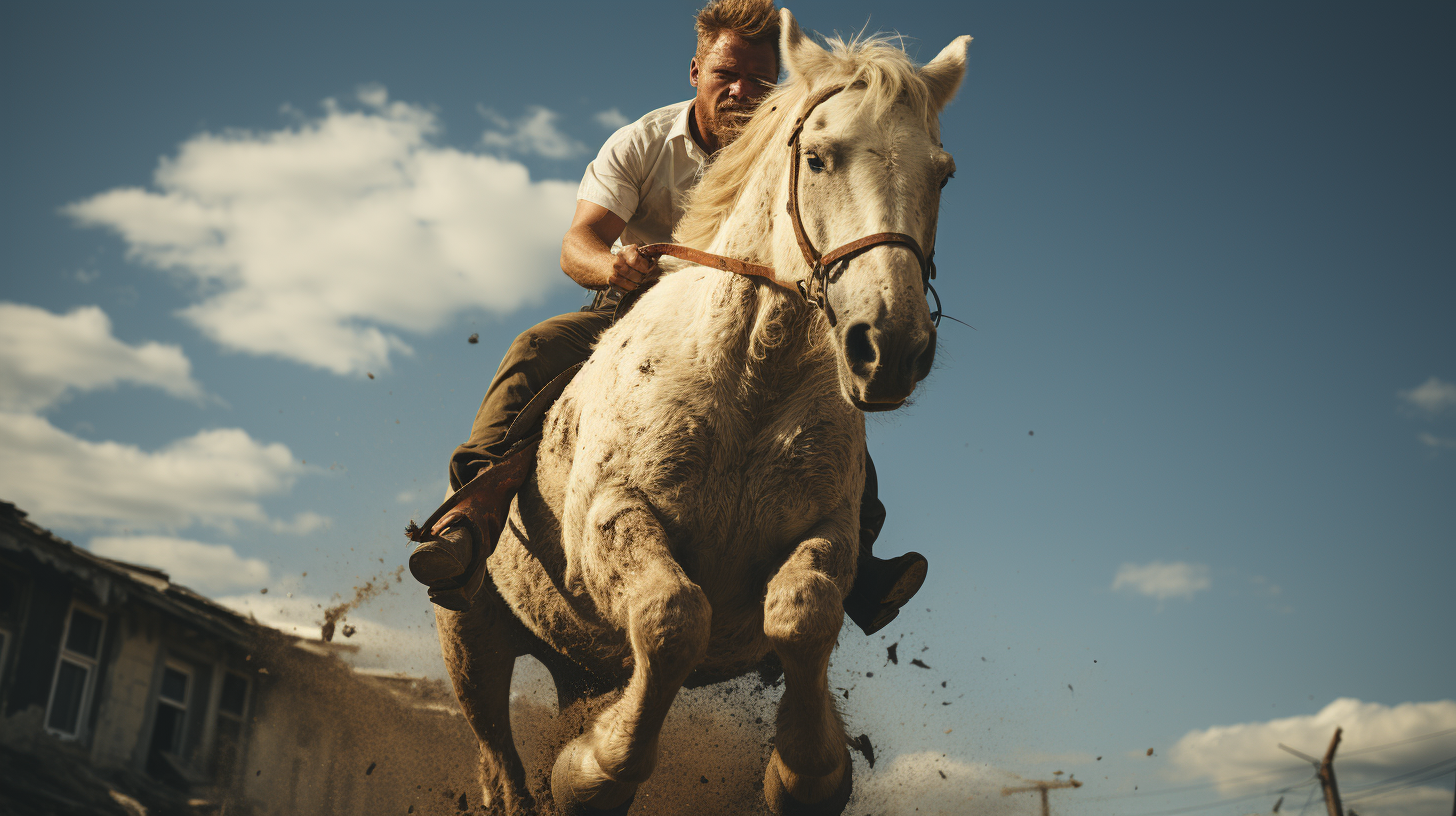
(551, 500, 711, 814)
(762, 529, 855, 816)
(436, 597, 536, 814)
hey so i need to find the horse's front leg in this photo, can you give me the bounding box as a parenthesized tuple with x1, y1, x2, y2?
(552, 491, 712, 815)
(436, 592, 536, 815)
(763, 518, 858, 816)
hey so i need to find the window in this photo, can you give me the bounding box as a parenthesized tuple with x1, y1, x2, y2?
(0, 573, 15, 683)
(45, 604, 106, 737)
(210, 671, 250, 779)
(151, 662, 192, 756)
(218, 671, 248, 717)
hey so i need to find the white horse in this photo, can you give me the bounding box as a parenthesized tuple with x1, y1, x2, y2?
(436, 11, 969, 814)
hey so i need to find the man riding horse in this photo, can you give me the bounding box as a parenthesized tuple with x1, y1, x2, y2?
(408, 0, 926, 637)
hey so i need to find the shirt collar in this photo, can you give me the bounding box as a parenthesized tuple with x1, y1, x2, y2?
(669, 99, 710, 164)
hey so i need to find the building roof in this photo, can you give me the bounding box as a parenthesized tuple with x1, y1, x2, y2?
(0, 500, 269, 646)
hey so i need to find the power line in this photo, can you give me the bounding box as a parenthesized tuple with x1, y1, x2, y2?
(1341, 726, 1456, 757)
(1343, 754, 1456, 803)
(1082, 763, 1316, 802)
(1085, 725, 1456, 804)
(1293, 784, 1318, 816)
(1344, 753, 1456, 794)
(1117, 777, 1318, 816)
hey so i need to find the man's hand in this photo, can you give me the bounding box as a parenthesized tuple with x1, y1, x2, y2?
(564, 201, 664, 292)
(609, 244, 659, 291)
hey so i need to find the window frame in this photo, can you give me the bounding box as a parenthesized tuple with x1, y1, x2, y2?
(0, 626, 11, 684)
(43, 601, 107, 740)
(153, 659, 194, 757)
(216, 669, 250, 721)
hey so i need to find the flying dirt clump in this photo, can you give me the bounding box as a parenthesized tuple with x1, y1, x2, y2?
(320, 565, 405, 642)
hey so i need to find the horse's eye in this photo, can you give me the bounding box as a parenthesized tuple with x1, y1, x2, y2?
(940, 171, 955, 189)
(806, 154, 826, 173)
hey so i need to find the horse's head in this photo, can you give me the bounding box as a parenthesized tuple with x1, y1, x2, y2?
(775, 10, 970, 412)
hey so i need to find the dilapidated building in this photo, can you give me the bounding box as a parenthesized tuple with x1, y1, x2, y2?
(0, 501, 481, 815)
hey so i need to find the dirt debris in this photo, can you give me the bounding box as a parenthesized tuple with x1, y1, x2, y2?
(320, 566, 406, 642)
(850, 733, 876, 768)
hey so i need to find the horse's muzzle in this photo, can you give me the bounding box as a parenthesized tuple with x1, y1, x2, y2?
(842, 321, 936, 410)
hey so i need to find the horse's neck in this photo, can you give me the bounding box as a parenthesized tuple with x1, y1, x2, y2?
(628, 131, 835, 413)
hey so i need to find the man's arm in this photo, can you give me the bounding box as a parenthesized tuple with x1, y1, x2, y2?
(561, 201, 659, 292)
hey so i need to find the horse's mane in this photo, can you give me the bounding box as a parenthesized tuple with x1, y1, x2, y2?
(673, 32, 938, 252)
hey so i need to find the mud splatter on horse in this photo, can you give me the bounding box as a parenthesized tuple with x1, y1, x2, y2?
(435, 10, 969, 814)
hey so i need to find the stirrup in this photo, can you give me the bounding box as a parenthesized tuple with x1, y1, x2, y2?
(405, 437, 540, 611)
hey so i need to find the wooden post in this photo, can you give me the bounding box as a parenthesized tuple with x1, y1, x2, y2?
(1001, 778, 1082, 816)
(1319, 727, 1344, 816)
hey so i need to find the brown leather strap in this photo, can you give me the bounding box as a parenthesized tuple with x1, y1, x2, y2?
(820, 232, 927, 271)
(787, 85, 847, 145)
(784, 87, 845, 271)
(785, 86, 930, 279)
(637, 243, 793, 292)
(631, 83, 937, 322)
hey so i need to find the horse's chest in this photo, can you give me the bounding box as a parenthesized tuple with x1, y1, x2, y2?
(651, 408, 855, 540)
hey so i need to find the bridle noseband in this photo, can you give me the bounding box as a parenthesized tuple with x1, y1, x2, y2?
(639, 84, 942, 327)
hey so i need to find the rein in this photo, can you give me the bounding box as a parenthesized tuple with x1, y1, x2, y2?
(639, 84, 942, 327)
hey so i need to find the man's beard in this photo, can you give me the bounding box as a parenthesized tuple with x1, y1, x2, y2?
(711, 101, 756, 148)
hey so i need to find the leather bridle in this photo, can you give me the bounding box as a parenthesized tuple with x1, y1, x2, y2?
(639, 84, 941, 327)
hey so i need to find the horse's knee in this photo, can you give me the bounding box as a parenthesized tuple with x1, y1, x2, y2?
(629, 578, 711, 675)
(764, 569, 843, 649)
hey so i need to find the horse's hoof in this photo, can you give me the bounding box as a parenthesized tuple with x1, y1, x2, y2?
(763, 748, 853, 816)
(550, 739, 637, 816)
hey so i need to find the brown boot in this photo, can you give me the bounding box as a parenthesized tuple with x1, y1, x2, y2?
(406, 437, 540, 611)
(843, 551, 928, 636)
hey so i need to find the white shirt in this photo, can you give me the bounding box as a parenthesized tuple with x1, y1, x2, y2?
(576, 100, 710, 248)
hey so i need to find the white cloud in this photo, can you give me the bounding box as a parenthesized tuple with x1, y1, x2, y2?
(480, 105, 586, 159)
(1400, 376, 1456, 416)
(0, 302, 204, 413)
(0, 411, 302, 531)
(215, 586, 445, 678)
(594, 108, 630, 130)
(90, 535, 270, 593)
(268, 510, 332, 535)
(66, 87, 578, 376)
(1112, 561, 1211, 601)
(1417, 433, 1456, 450)
(1170, 698, 1456, 816)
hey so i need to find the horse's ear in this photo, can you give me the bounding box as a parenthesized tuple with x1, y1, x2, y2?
(780, 9, 832, 84)
(920, 35, 973, 112)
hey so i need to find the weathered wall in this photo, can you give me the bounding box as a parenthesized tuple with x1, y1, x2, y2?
(235, 640, 481, 816)
(88, 605, 161, 770)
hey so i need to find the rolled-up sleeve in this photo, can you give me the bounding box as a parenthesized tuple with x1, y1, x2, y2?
(577, 127, 643, 223)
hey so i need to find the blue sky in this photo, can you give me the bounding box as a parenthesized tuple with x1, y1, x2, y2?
(2, 2, 1452, 814)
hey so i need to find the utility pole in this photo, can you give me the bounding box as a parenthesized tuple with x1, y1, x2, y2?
(1001, 777, 1082, 816)
(1319, 728, 1345, 816)
(1278, 727, 1345, 816)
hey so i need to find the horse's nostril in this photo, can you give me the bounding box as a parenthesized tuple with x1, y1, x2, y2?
(910, 334, 936, 382)
(845, 323, 876, 375)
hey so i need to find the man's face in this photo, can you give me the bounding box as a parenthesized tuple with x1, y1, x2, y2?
(690, 32, 778, 149)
